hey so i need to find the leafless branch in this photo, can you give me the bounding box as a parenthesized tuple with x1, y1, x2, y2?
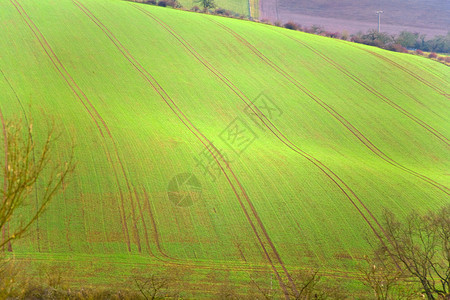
(0, 116, 75, 250)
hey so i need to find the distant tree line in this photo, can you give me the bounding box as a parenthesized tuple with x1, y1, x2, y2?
(351, 30, 450, 54)
(139, 0, 182, 8)
(277, 21, 450, 62)
(280, 21, 450, 55)
(129, 0, 249, 19)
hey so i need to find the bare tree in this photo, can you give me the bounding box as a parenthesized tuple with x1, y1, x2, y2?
(290, 269, 324, 299)
(376, 206, 450, 299)
(195, 0, 215, 12)
(357, 251, 412, 300)
(0, 114, 75, 250)
(249, 268, 334, 300)
(134, 273, 179, 299)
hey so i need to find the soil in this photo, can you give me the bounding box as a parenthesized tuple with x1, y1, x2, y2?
(260, 0, 449, 37)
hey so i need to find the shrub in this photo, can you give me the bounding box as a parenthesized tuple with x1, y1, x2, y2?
(303, 27, 315, 34)
(341, 30, 349, 41)
(400, 46, 409, 53)
(361, 39, 384, 48)
(310, 25, 324, 34)
(387, 43, 408, 53)
(166, 0, 182, 8)
(415, 49, 424, 55)
(428, 52, 437, 59)
(274, 21, 282, 27)
(157, 0, 166, 6)
(351, 35, 363, 43)
(445, 57, 450, 63)
(437, 56, 445, 61)
(145, 0, 156, 4)
(284, 21, 299, 31)
(214, 8, 231, 16)
(324, 31, 340, 39)
(190, 5, 200, 12)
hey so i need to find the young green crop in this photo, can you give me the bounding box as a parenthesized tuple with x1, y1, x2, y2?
(0, 0, 448, 296)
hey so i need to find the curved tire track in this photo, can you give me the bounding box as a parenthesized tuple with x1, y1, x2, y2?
(9, 0, 134, 252)
(1, 69, 35, 252)
(129, 191, 142, 253)
(74, 1, 294, 298)
(211, 22, 448, 195)
(134, 187, 154, 257)
(137, 3, 405, 269)
(360, 48, 448, 96)
(0, 71, 80, 252)
(288, 35, 449, 146)
(0, 106, 10, 251)
(132, 5, 394, 264)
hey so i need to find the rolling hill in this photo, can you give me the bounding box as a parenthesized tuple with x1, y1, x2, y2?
(0, 0, 449, 297)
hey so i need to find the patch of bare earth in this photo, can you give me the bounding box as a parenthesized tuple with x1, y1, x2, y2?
(260, 0, 449, 37)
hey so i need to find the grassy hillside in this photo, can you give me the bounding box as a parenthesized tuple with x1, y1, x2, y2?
(0, 0, 449, 296)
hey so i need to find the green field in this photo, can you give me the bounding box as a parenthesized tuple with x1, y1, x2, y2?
(0, 0, 449, 297)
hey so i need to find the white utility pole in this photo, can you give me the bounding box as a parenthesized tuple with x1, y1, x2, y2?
(376, 11, 383, 32)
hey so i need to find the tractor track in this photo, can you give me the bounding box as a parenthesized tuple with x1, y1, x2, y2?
(134, 187, 154, 257)
(137, 3, 406, 272)
(137, 185, 232, 269)
(1, 68, 37, 252)
(75, 1, 294, 297)
(15, 254, 362, 280)
(129, 191, 142, 253)
(0, 106, 9, 250)
(360, 48, 448, 96)
(389, 84, 442, 118)
(286, 34, 449, 146)
(141, 186, 273, 273)
(131, 4, 304, 296)
(287, 38, 449, 190)
(9, 0, 134, 252)
(133, 5, 392, 265)
(141, 187, 231, 272)
(210, 22, 448, 195)
(142, 187, 174, 261)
